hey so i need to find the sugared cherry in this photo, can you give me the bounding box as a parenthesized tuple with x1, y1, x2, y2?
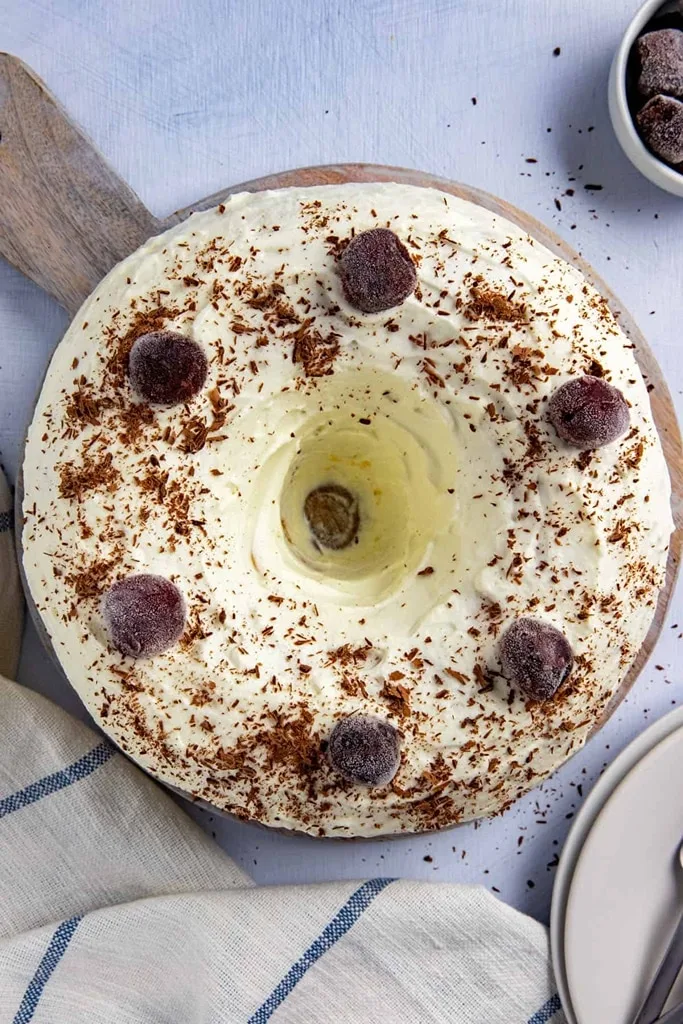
(128, 331, 208, 405)
(102, 574, 186, 658)
(339, 228, 417, 313)
(500, 618, 573, 702)
(637, 29, 683, 99)
(327, 715, 401, 786)
(637, 94, 683, 165)
(547, 375, 629, 450)
(304, 484, 360, 550)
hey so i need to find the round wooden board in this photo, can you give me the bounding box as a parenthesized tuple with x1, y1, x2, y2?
(17, 163, 683, 818)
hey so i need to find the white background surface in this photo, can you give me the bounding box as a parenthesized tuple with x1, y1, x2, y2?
(2, 0, 682, 924)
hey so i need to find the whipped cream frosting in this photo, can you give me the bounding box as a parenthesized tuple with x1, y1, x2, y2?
(22, 183, 674, 836)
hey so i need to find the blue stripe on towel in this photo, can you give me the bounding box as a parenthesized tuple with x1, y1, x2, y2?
(0, 741, 114, 819)
(248, 877, 395, 1023)
(0, 509, 13, 532)
(527, 993, 563, 1023)
(12, 915, 82, 1023)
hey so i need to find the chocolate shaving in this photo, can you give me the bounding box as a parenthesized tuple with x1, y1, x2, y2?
(65, 385, 112, 430)
(65, 558, 116, 598)
(463, 285, 527, 323)
(291, 320, 341, 377)
(59, 452, 120, 500)
(380, 679, 412, 717)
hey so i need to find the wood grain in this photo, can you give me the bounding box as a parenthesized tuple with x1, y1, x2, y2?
(0, 54, 158, 314)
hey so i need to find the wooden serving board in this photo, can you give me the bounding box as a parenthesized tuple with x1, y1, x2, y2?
(2, 53, 681, 745)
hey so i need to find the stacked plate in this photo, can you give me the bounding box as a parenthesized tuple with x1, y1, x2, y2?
(552, 706, 683, 1024)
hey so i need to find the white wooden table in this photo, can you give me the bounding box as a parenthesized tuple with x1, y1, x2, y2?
(3, 0, 681, 924)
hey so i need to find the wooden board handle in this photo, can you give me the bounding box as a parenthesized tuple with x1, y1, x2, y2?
(0, 54, 159, 315)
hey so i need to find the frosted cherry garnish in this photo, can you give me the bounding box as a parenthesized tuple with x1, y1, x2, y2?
(547, 375, 629, 450)
(128, 331, 208, 405)
(327, 715, 401, 786)
(500, 618, 573, 702)
(339, 228, 417, 313)
(103, 574, 186, 658)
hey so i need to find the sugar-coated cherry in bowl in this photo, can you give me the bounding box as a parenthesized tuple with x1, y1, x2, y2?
(609, 0, 683, 196)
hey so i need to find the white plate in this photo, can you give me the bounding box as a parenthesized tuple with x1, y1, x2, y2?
(564, 722, 683, 1024)
(551, 706, 683, 1024)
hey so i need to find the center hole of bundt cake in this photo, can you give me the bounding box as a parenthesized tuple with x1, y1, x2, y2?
(273, 370, 457, 598)
(278, 414, 414, 585)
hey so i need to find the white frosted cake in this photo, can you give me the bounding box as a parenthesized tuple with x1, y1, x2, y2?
(22, 182, 673, 836)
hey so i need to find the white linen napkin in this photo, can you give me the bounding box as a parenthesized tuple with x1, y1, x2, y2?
(0, 466, 565, 1023)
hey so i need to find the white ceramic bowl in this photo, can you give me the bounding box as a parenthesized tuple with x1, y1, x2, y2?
(608, 0, 683, 197)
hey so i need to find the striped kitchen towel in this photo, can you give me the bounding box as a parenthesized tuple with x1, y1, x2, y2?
(0, 463, 565, 1024)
